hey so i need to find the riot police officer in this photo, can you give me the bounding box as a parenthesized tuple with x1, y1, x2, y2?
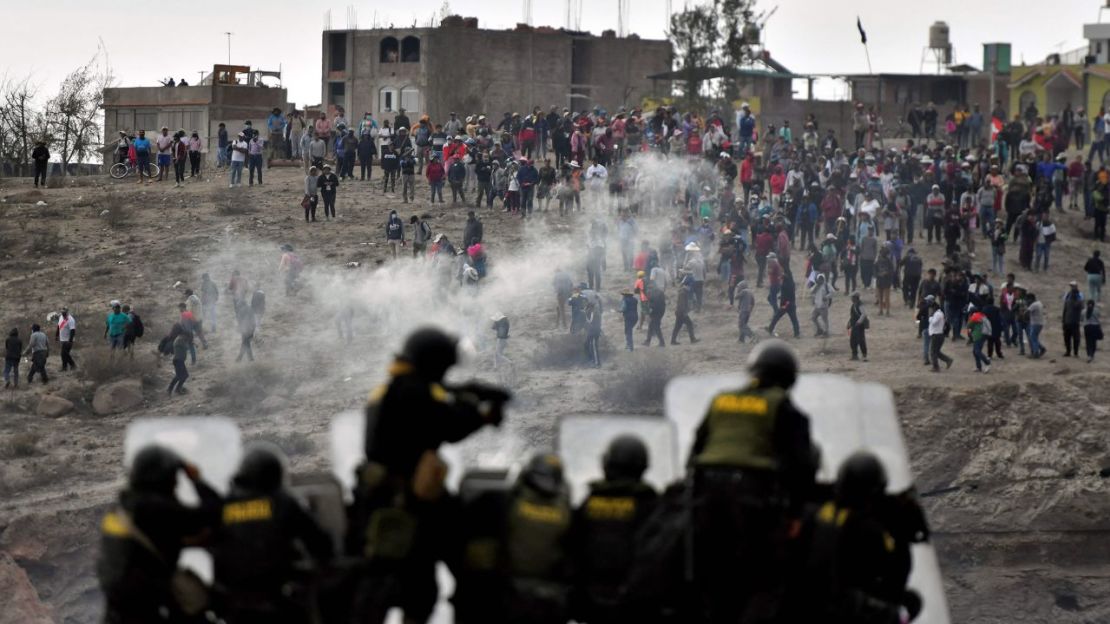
(571, 435, 659, 623)
(789, 452, 921, 623)
(210, 443, 334, 624)
(504, 453, 574, 624)
(688, 339, 817, 623)
(348, 326, 508, 623)
(97, 445, 221, 623)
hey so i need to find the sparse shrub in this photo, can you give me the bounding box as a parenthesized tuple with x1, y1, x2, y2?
(530, 332, 613, 368)
(207, 363, 293, 411)
(104, 203, 130, 228)
(4, 432, 42, 458)
(600, 351, 679, 408)
(45, 175, 65, 189)
(215, 198, 256, 216)
(26, 228, 61, 254)
(263, 431, 317, 457)
(78, 346, 149, 385)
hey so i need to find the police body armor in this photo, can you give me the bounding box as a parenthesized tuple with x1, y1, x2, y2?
(795, 501, 907, 624)
(505, 482, 573, 623)
(695, 385, 787, 472)
(211, 492, 320, 621)
(574, 480, 659, 622)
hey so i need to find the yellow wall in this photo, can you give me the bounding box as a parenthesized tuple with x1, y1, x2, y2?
(1010, 64, 1110, 118)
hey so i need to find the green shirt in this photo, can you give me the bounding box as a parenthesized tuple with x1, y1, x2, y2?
(106, 312, 130, 337)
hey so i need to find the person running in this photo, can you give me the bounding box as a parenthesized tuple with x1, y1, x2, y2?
(670, 274, 698, 345)
(967, 304, 992, 373)
(167, 325, 191, 396)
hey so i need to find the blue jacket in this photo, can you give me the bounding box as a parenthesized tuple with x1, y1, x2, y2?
(739, 115, 756, 140)
(516, 164, 539, 186)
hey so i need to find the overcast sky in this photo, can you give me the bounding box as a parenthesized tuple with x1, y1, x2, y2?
(1, 0, 1100, 107)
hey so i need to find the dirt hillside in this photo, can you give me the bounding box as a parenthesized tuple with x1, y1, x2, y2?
(0, 164, 1107, 623)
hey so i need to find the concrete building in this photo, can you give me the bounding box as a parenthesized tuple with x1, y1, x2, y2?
(1009, 20, 1110, 120)
(102, 65, 289, 163)
(320, 18, 672, 123)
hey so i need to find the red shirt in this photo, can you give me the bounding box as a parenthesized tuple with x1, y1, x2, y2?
(755, 231, 774, 256)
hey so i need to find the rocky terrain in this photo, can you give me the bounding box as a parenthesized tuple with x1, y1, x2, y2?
(0, 163, 1107, 623)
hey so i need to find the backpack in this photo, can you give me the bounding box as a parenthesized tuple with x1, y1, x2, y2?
(157, 334, 174, 355)
(130, 313, 145, 338)
(289, 253, 304, 274)
(420, 221, 433, 240)
(982, 318, 992, 337)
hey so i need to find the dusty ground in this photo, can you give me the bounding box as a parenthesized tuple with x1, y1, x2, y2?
(0, 163, 1107, 623)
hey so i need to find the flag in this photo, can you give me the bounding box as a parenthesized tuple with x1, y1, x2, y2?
(857, 17, 867, 44)
(990, 117, 1004, 143)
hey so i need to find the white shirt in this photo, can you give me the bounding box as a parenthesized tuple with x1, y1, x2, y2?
(859, 199, 880, 220)
(58, 315, 76, 342)
(585, 164, 608, 182)
(231, 140, 248, 163)
(928, 309, 947, 336)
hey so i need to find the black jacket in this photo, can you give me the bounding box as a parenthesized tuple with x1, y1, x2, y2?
(211, 487, 333, 597)
(97, 482, 221, 619)
(5, 335, 21, 360)
(464, 217, 483, 246)
(365, 369, 488, 478)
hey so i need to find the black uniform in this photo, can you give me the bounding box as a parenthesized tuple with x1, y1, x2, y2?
(571, 480, 658, 623)
(97, 481, 220, 623)
(689, 382, 816, 623)
(503, 479, 573, 624)
(211, 487, 333, 623)
(786, 501, 913, 624)
(348, 363, 495, 623)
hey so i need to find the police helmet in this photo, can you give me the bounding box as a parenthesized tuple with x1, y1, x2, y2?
(129, 445, 183, 494)
(522, 453, 565, 496)
(746, 338, 799, 388)
(400, 326, 458, 381)
(603, 435, 649, 481)
(232, 442, 288, 493)
(835, 451, 888, 508)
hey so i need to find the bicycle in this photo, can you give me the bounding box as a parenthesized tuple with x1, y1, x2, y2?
(109, 160, 160, 180)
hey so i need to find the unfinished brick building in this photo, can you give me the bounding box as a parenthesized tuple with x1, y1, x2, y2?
(321, 18, 673, 122)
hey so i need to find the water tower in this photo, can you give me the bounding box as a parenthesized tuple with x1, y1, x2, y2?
(921, 21, 953, 74)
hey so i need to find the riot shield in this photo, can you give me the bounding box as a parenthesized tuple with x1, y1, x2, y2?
(557, 415, 679, 506)
(329, 409, 366, 499)
(290, 473, 348, 555)
(124, 416, 243, 499)
(663, 373, 951, 624)
(123, 416, 243, 586)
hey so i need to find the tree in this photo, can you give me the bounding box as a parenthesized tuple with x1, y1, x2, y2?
(0, 77, 48, 177)
(668, 5, 717, 100)
(47, 55, 112, 175)
(716, 0, 758, 102)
